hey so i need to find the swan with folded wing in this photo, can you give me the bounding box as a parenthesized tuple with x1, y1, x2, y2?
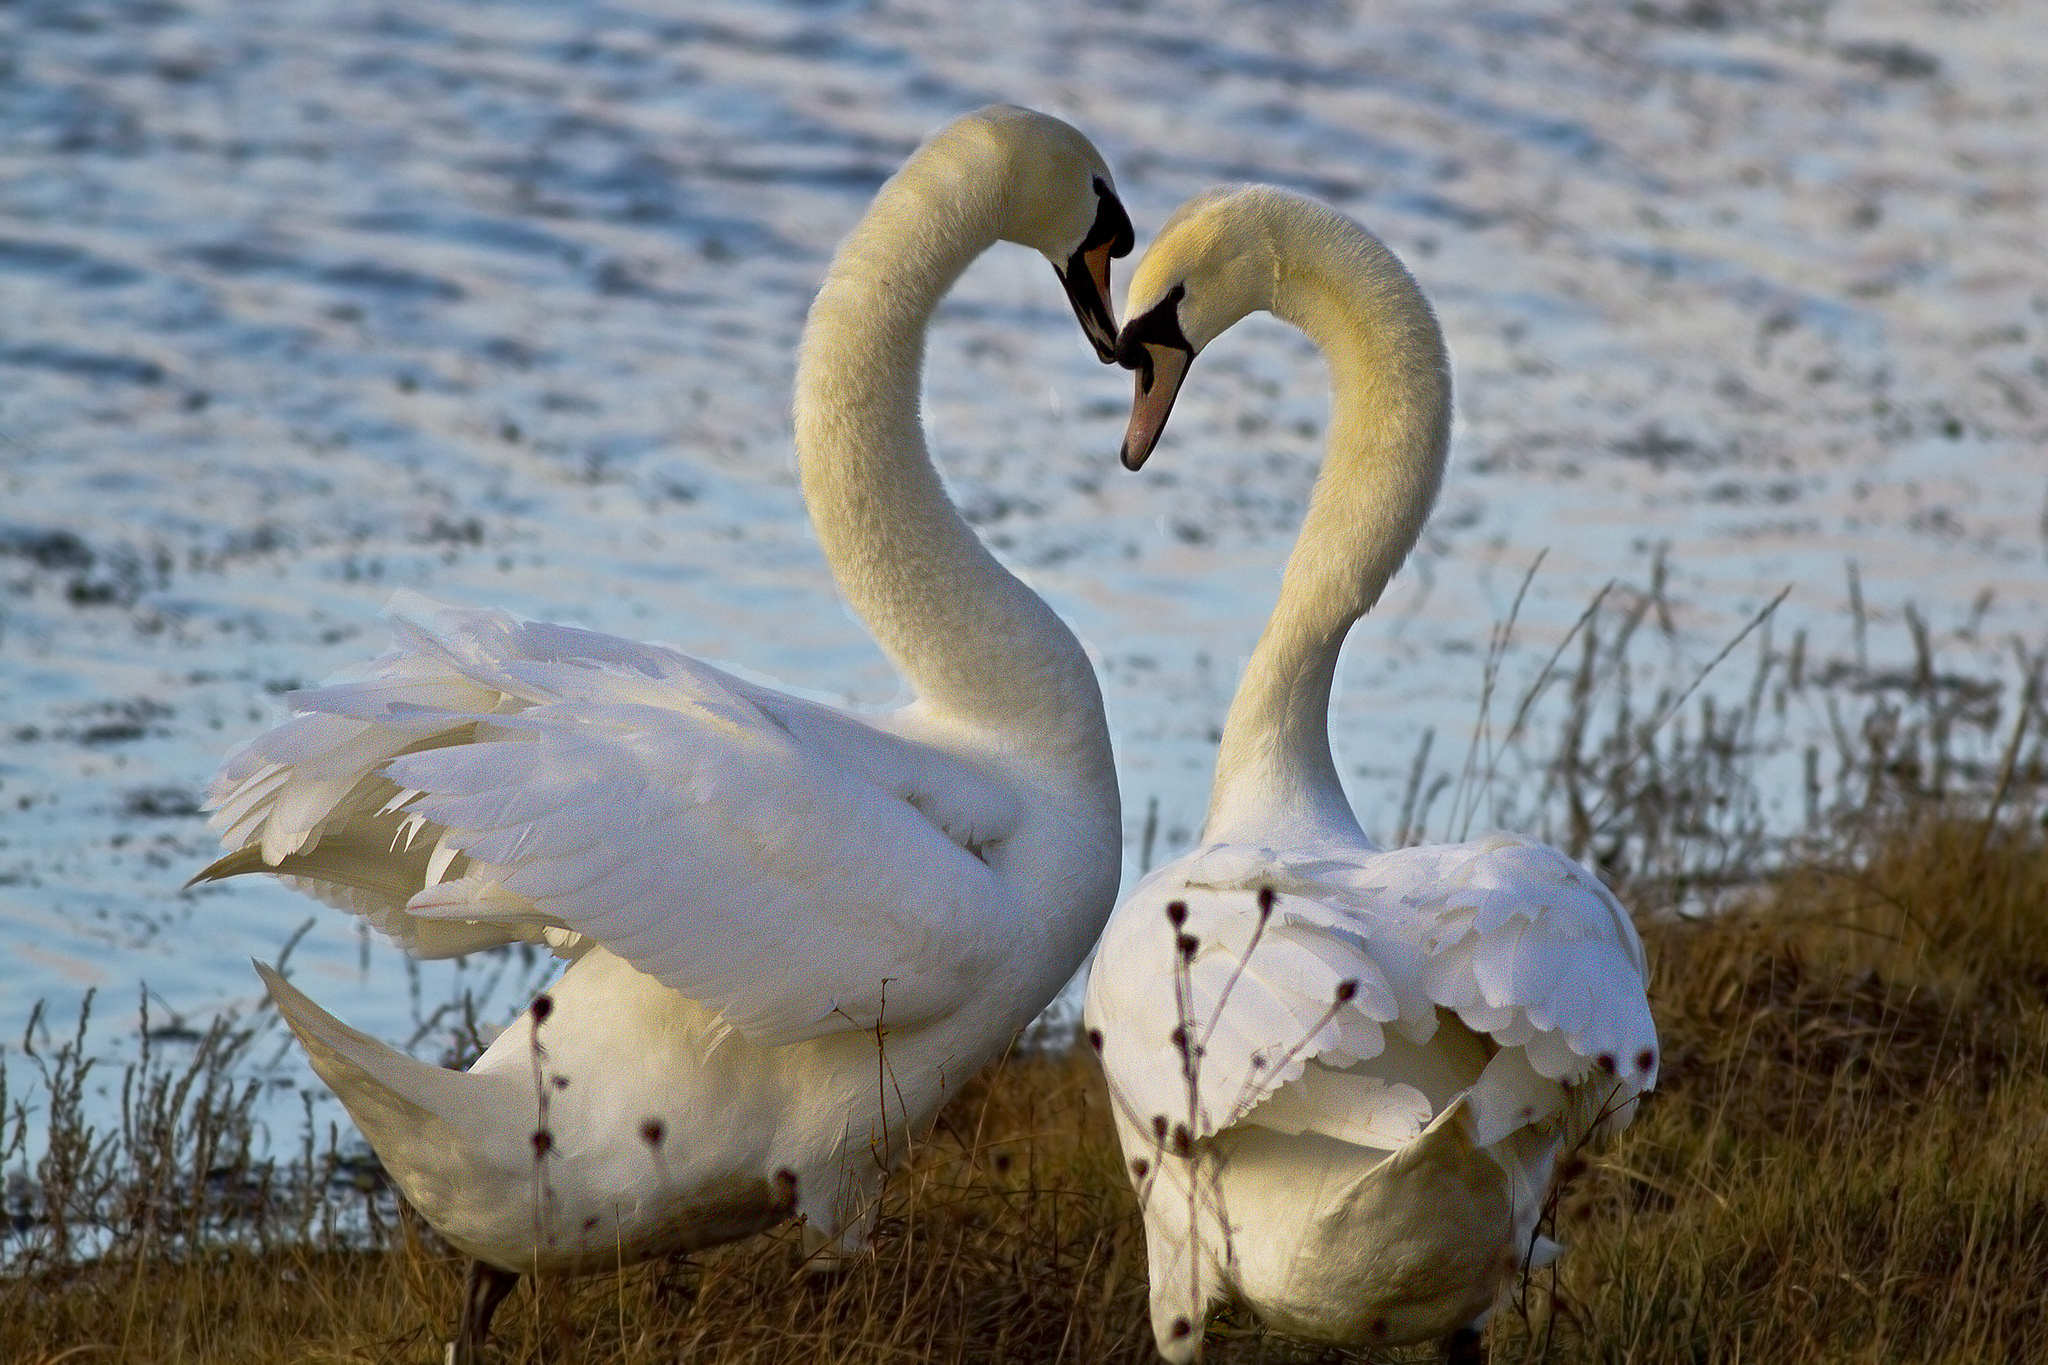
(1085, 186, 1656, 1365)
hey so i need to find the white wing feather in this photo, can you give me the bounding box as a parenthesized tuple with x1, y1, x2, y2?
(205, 594, 1026, 1045)
(1086, 861, 1402, 1150)
(1087, 832, 1656, 1159)
(1365, 832, 1659, 1090)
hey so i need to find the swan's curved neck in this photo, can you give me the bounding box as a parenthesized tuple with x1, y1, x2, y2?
(793, 141, 1108, 774)
(1204, 228, 1450, 846)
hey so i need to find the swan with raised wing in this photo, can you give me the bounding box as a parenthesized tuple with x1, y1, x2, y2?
(1084, 186, 1656, 1365)
(194, 105, 1132, 1363)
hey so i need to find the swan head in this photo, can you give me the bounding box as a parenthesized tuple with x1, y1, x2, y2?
(1111, 185, 1295, 468)
(1118, 184, 1445, 470)
(941, 105, 1134, 362)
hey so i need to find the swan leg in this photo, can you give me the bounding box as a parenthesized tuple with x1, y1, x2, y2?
(1443, 1325, 1486, 1365)
(446, 1259, 520, 1365)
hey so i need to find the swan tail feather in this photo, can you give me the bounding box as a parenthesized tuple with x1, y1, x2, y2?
(203, 834, 521, 958)
(195, 837, 440, 905)
(254, 962, 519, 1191)
(1384, 1091, 1477, 1176)
(186, 845, 269, 889)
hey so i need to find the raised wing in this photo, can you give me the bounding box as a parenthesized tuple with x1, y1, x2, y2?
(1087, 832, 1656, 1158)
(1341, 833, 1657, 1082)
(201, 593, 1025, 1045)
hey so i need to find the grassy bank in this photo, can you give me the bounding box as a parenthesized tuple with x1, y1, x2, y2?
(1505, 813, 2048, 1365)
(7, 809, 2045, 1363)
(4, 818, 2048, 1358)
(5, 587, 2045, 1363)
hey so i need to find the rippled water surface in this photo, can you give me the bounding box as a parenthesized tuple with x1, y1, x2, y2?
(3, 0, 2044, 1139)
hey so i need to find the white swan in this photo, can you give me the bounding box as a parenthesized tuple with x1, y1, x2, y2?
(193, 105, 1132, 1361)
(1083, 186, 1657, 1365)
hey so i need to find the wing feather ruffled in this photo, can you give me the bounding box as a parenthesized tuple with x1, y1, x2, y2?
(1085, 861, 1402, 1149)
(1371, 833, 1658, 1091)
(202, 594, 1026, 1044)
(1088, 831, 1657, 1163)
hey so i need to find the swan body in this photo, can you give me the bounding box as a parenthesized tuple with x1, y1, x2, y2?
(1084, 187, 1656, 1363)
(198, 105, 1130, 1320)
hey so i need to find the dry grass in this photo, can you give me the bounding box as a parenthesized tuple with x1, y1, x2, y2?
(6, 581, 2045, 1364)
(8, 808, 2044, 1364)
(8, 806, 2039, 1358)
(1500, 814, 2048, 1365)
(0, 1044, 1167, 1365)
